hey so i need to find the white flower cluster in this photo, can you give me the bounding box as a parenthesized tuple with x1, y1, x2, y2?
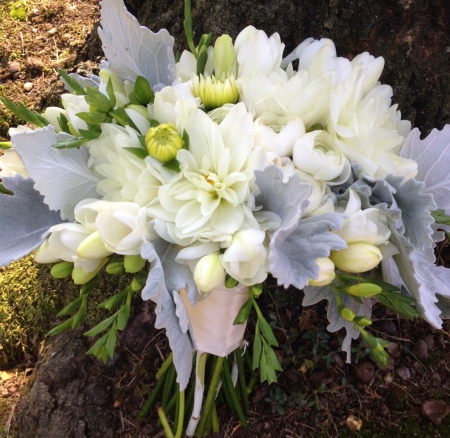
(3, 26, 418, 295)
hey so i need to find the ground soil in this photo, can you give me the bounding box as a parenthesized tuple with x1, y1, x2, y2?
(1, 0, 450, 437)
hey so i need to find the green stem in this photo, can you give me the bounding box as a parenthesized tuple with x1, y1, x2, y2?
(243, 349, 256, 393)
(211, 403, 219, 433)
(196, 356, 224, 435)
(183, 381, 195, 425)
(175, 390, 185, 438)
(157, 407, 175, 438)
(138, 372, 167, 418)
(156, 352, 173, 380)
(222, 358, 248, 427)
(161, 363, 176, 409)
(183, 0, 198, 58)
(235, 348, 249, 410)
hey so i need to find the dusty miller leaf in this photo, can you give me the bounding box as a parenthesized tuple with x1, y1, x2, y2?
(99, 0, 176, 89)
(303, 284, 372, 362)
(0, 175, 63, 267)
(401, 125, 450, 214)
(389, 225, 450, 328)
(140, 240, 197, 390)
(12, 125, 100, 221)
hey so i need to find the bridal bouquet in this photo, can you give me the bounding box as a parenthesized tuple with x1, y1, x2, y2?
(1, 0, 450, 435)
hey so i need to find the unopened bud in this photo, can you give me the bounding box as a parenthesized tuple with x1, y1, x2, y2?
(346, 282, 382, 297)
(194, 252, 225, 293)
(339, 307, 356, 322)
(330, 243, 382, 273)
(193, 74, 239, 110)
(106, 261, 125, 275)
(214, 34, 236, 78)
(51, 261, 74, 278)
(308, 257, 335, 286)
(124, 254, 146, 273)
(145, 123, 184, 163)
(77, 231, 112, 259)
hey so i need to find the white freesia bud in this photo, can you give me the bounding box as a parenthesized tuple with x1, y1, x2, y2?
(42, 107, 68, 133)
(0, 148, 28, 178)
(77, 230, 113, 259)
(72, 257, 108, 285)
(61, 94, 90, 136)
(74, 199, 110, 231)
(330, 243, 382, 273)
(46, 223, 92, 262)
(214, 34, 236, 79)
(308, 257, 335, 286)
(95, 202, 154, 255)
(293, 130, 351, 184)
(234, 26, 284, 78)
(254, 114, 305, 158)
(124, 104, 152, 135)
(221, 229, 269, 286)
(34, 238, 61, 263)
(194, 252, 226, 293)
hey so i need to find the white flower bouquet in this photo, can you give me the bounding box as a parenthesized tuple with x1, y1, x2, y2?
(1, 0, 450, 435)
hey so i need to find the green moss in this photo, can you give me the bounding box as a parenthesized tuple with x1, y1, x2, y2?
(0, 256, 79, 366)
(9, 1, 28, 22)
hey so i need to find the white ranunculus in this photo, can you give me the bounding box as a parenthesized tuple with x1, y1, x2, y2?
(147, 103, 264, 243)
(42, 107, 68, 133)
(208, 104, 235, 124)
(283, 38, 351, 86)
(293, 169, 335, 217)
(194, 252, 226, 293)
(293, 130, 351, 184)
(95, 201, 155, 255)
(335, 189, 390, 245)
(0, 148, 28, 178)
(234, 26, 285, 79)
(350, 52, 385, 94)
(151, 84, 200, 133)
(238, 70, 331, 128)
(221, 229, 269, 285)
(254, 113, 305, 158)
(61, 94, 90, 136)
(328, 65, 417, 179)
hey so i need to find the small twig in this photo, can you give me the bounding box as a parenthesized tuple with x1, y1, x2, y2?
(5, 402, 17, 438)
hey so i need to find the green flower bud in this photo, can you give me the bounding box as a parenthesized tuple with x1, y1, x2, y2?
(72, 258, 108, 285)
(131, 278, 142, 291)
(250, 283, 263, 298)
(339, 306, 356, 322)
(330, 243, 382, 273)
(50, 262, 74, 279)
(106, 261, 125, 275)
(213, 34, 236, 79)
(193, 74, 239, 110)
(145, 123, 184, 163)
(346, 282, 382, 297)
(353, 316, 372, 327)
(124, 254, 146, 273)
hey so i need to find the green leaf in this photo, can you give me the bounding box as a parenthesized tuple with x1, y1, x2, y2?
(262, 339, 283, 372)
(134, 76, 154, 105)
(58, 68, 86, 95)
(123, 147, 149, 159)
(252, 323, 262, 370)
(83, 314, 116, 337)
(233, 297, 252, 325)
(163, 159, 181, 172)
(0, 183, 13, 195)
(46, 317, 73, 337)
(71, 296, 87, 329)
(196, 47, 208, 76)
(108, 107, 138, 131)
(52, 137, 91, 149)
(80, 273, 101, 295)
(105, 78, 116, 109)
(257, 314, 278, 347)
(183, 0, 197, 59)
(76, 111, 107, 125)
(98, 288, 129, 310)
(260, 351, 268, 383)
(117, 296, 131, 331)
(85, 87, 111, 113)
(198, 33, 212, 49)
(56, 296, 83, 317)
(78, 127, 101, 140)
(106, 323, 117, 359)
(0, 96, 48, 128)
(86, 332, 108, 355)
(57, 112, 71, 134)
(182, 130, 190, 150)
